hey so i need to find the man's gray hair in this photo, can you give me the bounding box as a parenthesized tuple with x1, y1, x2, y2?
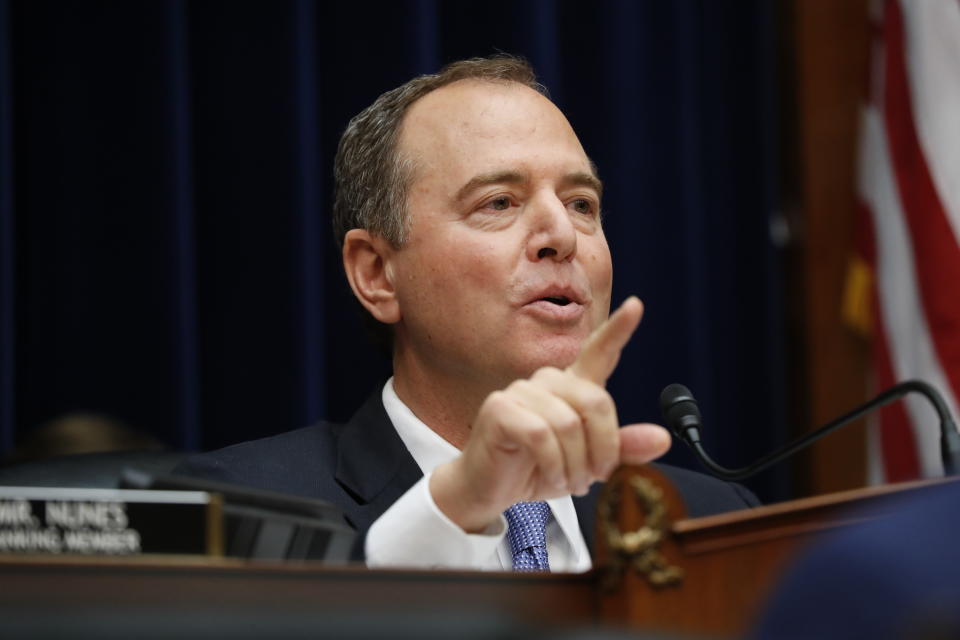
(332, 55, 546, 249)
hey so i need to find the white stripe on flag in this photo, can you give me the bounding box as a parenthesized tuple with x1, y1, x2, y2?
(860, 104, 950, 478)
(901, 1, 960, 240)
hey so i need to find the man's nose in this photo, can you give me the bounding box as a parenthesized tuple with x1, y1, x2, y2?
(526, 195, 578, 262)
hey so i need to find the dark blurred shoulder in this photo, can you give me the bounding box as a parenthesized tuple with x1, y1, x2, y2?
(652, 461, 760, 517)
(174, 422, 343, 499)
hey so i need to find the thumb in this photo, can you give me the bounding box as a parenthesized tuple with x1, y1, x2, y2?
(618, 423, 672, 465)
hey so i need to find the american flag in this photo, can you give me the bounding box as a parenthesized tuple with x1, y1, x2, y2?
(849, 0, 960, 482)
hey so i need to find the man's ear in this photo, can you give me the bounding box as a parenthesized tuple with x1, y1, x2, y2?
(342, 229, 401, 324)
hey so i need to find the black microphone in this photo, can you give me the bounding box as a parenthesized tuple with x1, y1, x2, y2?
(660, 380, 960, 481)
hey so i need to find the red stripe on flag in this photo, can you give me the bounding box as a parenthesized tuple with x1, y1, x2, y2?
(858, 199, 921, 481)
(883, 0, 960, 405)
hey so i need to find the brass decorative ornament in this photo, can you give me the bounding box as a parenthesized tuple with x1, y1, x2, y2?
(598, 474, 684, 591)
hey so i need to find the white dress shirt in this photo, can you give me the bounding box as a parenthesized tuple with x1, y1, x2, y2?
(364, 378, 593, 572)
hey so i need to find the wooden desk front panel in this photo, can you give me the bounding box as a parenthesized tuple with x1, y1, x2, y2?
(0, 557, 599, 635)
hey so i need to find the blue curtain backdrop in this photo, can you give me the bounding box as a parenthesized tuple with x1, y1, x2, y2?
(0, 0, 789, 501)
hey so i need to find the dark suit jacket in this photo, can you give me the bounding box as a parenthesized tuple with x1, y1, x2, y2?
(176, 391, 759, 561)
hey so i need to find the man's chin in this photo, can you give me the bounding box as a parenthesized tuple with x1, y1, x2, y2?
(512, 337, 583, 377)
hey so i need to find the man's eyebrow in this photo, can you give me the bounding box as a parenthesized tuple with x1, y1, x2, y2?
(455, 171, 526, 202)
(455, 170, 604, 202)
(563, 172, 604, 199)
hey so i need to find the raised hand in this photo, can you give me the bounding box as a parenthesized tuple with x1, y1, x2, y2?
(430, 297, 671, 532)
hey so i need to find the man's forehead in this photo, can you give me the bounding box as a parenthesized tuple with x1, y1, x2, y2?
(406, 78, 545, 120)
(405, 79, 575, 139)
(398, 79, 593, 180)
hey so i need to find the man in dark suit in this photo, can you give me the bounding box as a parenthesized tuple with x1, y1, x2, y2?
(178, 55, 757, 569)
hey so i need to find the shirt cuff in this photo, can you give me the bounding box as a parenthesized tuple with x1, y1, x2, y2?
(365, 470, 507, 570)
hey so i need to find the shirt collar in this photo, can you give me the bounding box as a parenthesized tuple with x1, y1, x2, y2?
(382, 377, 461, 474)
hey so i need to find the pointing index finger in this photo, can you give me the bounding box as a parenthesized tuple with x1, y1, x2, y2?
(568, 296, 644, 385)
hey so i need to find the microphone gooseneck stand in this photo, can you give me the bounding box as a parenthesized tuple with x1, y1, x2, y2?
(660, 379, 960, 481)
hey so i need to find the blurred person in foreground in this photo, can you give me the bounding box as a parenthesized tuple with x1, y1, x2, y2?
(178, 55, 758, 571)
(754, 481, 960, 639)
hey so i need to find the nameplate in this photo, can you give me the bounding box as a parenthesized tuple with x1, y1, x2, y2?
(0, 487, 222, 557)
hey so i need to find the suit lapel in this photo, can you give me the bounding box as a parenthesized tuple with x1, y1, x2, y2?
(572, 483, 601, 553)
(334, 390, 423, 531)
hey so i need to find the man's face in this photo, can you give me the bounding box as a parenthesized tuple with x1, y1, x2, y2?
(388, 80, 613, 390)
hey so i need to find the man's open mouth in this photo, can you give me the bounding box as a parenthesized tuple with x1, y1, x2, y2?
(522, 291, 585, 321)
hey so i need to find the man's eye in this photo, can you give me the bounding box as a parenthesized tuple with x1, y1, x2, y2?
(571, 199, 594, 215)
(486, 196, 511, 211)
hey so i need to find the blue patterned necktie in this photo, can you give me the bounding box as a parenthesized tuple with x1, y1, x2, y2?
(504, 501, 551, 572)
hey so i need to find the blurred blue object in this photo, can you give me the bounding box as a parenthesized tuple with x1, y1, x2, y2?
(754, 480, 960, 639)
